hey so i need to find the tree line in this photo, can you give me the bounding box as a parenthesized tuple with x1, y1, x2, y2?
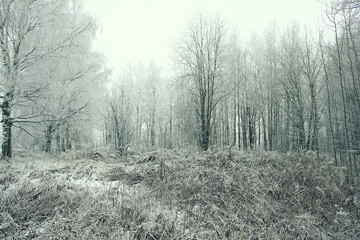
(103, 1, 360, 176)
(1, 0, 360, 180)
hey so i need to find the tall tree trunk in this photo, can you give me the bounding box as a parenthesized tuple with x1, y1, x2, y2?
(65, 125, 71, 150)
(169, 100, 173, 149)
(224, 101, 230, 146)
(320, 35, 338, 165)
(210, 108, 217, 147)
(232, 96, 237, 147)
(274, 109, 279, 151)
(150, 118, 155, 147)
(296, 97, 306, 150)
(56, 131, 61, 152)
(242, 107, 248, 150)
(268, 101, 273, 151)
(284, 95, 290, 152)
(345, 19, 360, 161)
(45, 123, 53, 152)
(258, 114, 261, 148)
(306, 106, 314, 150)
(248, 107, 256, 150)
(198, 96, 211, 151)
(334, 21, 352, 173)
(237, 99, 241, 150)
(1, 95, 12, 158)
(262, 112, 268, 151)
(312, 91, 319, 155)
(199, 99, 207, 151)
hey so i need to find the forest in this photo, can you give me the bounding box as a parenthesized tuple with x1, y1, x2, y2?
(0, 0, 359, 239)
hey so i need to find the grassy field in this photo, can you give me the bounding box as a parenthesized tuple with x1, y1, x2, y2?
(0, 149, 359, 239)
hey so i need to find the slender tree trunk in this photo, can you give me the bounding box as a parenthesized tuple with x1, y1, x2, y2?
(150, 114, 155, 147)
(198, 96, 211, 151)
(334, 22, 352, 172)
(237, 98, 241, 150)
(268, 101, 273, 151)
(307, 106, 314, 150)
(242, 107, 248, 150)
(262, 112, 267, 151)
(258, 114, 261, 148)
(65, 125, 71, 150)
(345, 20, 360, 162)
(232, 95, 237, 147)
(61, 137, 66, 152)
(274, 109, 279, 151)
(225, 101, 230, 146)
(1, 95, 12, 158)
(320, 35, 338, 165)
(56, 131, 61, 152)
(248, 107, 256, 150)
(297, 98, 306, 150)
(45, 123, 53, 152)
(284, 95, 290, 152)
(210, 108, 216, 147)
(200, 99, 207, 150)
(169, 101, 173, 149)
(312, 92, 319, 156)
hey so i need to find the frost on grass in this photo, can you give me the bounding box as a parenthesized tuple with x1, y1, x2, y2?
(0, 149, 359, 239)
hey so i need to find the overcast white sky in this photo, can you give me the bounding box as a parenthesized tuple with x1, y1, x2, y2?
(84, 0, 325, 77)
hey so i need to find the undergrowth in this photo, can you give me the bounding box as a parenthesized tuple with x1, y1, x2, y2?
(0, 149, 359, 239)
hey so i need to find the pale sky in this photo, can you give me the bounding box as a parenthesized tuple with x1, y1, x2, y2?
(84, 0, 325, 77)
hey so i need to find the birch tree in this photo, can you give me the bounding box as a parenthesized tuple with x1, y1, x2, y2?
(0, 0, 43, 157)
(40, 12, 101, 152)
(0, 0, 97, 157)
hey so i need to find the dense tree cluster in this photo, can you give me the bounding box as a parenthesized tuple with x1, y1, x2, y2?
(103, 1, 360, 178)
(0, 0, 107, 157)
(1, 0, 360, 180)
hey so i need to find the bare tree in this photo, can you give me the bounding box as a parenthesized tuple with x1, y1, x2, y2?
(278, 23, 306, 151)
(145, 61, 161, 148)
(319, 31, 338, 165)
(175, 13, 227, 151)
(0, 0, 42, 157)
(0, 0, 97, 157)
(300, 30, 322, 156)
(105, 85, 133, 154)
(326, 2, 354, 172)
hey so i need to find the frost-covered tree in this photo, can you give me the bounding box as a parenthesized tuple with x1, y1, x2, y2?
(321, 0, 360, 176)
(145, 61, 161, 148)
(105, 83, 133, 154)
(36, 5, 103, 152)
(0, 0, 48, 157)
(174, 13, 227, 151)
(0, 0, 105, 157)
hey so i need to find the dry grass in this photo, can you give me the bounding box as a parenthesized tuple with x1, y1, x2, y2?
(0, 149, 359, 239)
